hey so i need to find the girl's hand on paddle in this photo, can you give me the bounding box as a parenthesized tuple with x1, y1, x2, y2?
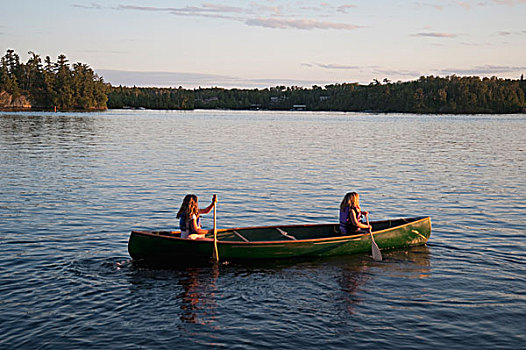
(212, 194, 218, 203)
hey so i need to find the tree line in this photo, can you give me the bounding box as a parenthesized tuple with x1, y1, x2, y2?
(1, 49, 525, 113)
(108, 76, 526, 114)
(0, 49, 108, 110)
(108, 85, 194, 110)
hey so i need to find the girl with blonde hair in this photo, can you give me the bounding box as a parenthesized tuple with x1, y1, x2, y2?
(339, 192, 371, 235)
(177, 194, 217, 239)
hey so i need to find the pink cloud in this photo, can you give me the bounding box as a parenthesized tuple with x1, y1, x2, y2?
(413, 32, 458, 38)
(493, 0, 526, 5)
(245, 18, 362, 30)
(303, 63, 361, 70)
(456, 1, 472, 9)
(337, 4, 357, 13)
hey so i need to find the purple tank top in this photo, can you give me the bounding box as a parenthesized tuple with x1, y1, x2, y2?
(339, 207, 361, 234)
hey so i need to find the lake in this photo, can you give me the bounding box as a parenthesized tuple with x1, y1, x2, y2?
(0, 109, 524, 349)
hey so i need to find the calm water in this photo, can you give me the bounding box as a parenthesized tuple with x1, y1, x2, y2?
(0, 110, 524, 349)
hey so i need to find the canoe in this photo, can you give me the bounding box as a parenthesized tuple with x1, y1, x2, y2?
(128, 216, 431, 263)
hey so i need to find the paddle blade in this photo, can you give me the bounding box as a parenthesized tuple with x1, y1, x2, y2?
(366, 216, 382, 261)
(370, 233, 382, 261)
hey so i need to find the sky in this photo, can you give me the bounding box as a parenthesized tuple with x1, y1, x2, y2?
(1, 0, 525, 88)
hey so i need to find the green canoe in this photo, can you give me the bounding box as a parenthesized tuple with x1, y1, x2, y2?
(128, 216, 431, 263)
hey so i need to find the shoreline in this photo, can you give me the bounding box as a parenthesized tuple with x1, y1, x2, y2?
(0, 107, 108, 113)
(1, 106, 524, 115)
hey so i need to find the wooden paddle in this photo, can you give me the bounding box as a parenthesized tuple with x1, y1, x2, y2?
(212, 195, 219, 262)
(367, 215, 382, 261)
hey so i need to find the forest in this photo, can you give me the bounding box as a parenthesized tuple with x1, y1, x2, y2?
(0, 49, 108, 110)
(1, 49, 525, 114)
(108, 76, 526, 114)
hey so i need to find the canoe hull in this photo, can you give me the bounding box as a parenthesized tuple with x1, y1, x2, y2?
(128, 217, 431, 263)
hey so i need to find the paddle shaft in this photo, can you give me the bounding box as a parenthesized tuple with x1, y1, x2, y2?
(213, 197, 219, 262)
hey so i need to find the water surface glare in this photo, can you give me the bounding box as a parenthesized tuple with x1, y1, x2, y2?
(1, 110, 525, 349)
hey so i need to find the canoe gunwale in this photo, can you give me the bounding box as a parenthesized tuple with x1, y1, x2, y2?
(130, 216, 431, 246)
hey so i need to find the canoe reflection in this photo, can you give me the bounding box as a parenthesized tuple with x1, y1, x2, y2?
(126, 261, 220, 327)
(178, 265, 219, 325)
(126, 245, 431, 324)
(381, 245, 431, 279)
(338, 245, 431, 314)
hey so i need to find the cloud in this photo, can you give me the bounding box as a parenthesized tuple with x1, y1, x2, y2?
(199, 3, 244, 13)
(372, 68, 422, 77)
(96, 69, 237, 88)
(95, 69, 330, 88)
(438, 64, 526, 76)
(245, 18, 362, 30)
(414, 2, 444, 10)
(416, 1, 526, 10)
(459, 41, 490, 46)
(241, 77, 333, 88)
(116, 4, 242, 16)
(336, 4, 357, 13)
(248, 4, 283, 16)
(413, 32, 458, 38)
(115, 3, 243, 13)
(303, 63, 361, 70)
(73, 3, 102, 9)
(455, 1, 473, 9)
(303, 63, 421, 78)
(114, 5, 161, 12)
(492, 0, 526, 5)
(74, 3, 363, 31)
(304, 62, 525, 81)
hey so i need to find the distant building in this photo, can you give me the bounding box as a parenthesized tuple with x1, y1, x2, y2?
(202, 96, 219, 104)
(270, 96, 286, 105)
(292, 104, 307, 111)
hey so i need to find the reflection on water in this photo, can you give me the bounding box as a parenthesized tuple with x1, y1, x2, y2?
(337, 246, 432, 315)
(121, 246, 432, 332)
(178, 265, 219, 325)
(382, 245, 431, 279)
(338, 263, 369, 315)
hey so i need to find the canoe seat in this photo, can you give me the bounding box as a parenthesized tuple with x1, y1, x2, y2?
(276, 228, 296, 240)
(233, 230, 250, 242)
